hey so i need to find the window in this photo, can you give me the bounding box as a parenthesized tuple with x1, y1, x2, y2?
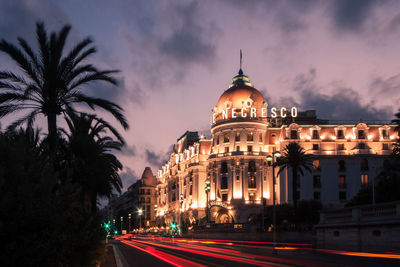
(247, 145, 252, 152)
(224, 133, 229, 143)
(236, 146, 240, 152)
(248, 175, 256, 188)
(221, 176, 228, 189)
(247, 133, 253, 141)
(222, 193, 228, 201)
(338, 160, 346, 172)
(259, 133, 263, 142)
(236, 175, 240, 181)
(313, 175, 321, 188)
(172, 193, 176, 202)
(338, 175, 346, 188)
(313, 160, 320, 172)
(221, 161, 228, 173)
(358, 143, 366, 149)
(358, 130, 366, 139)
(312, 129, 319, 139)
(216, 136, 219, 145)
(339, 191, 346, 201)
(361, 174, 368, 186)
(360, 159, 369, 171)
(248, 160, 256, 172)
(235, 132, 240, 141)
(337, 143, 345, 150)
(314, 191, 321, 201)
(213, 173, 216, 183)
(290, 130, 298, 139)
(225, 147, 229, 153)
(382, 143, 389, 150)
(312, 144, 319, 150)
(189, 185, 192, 195)
(337, 129, 344, 139)
(382, 129, 389, 139)
(146, 197, 150, 203)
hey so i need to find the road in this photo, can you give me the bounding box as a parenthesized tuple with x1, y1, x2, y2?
(111, 235, 400, 267)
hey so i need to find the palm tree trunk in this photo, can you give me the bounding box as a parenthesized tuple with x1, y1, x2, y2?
(47, 112, 57, 150)
(292, 167, 298, 217)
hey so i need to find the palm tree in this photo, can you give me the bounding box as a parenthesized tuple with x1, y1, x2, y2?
(278, 142, 313, 214)
(0, 22, 128, 149)
(61, 112, 123, 213)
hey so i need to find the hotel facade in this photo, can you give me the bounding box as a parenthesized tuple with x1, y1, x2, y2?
(154, 69, 397, 226)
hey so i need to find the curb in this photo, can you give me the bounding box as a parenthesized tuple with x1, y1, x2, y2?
(112, 243, 129, 267)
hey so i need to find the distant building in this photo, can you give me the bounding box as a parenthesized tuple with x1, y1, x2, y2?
(155, 68, 398, 226)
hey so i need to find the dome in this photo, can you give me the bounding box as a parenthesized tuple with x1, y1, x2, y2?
(140, 167, 157, 186)
(213, 69, 268, 124)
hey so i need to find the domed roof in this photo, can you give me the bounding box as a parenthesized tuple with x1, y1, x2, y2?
(140, 167, 157, 186)
(213, 69, 268, 124)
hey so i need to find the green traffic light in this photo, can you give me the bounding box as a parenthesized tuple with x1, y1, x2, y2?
(171, 222, 177, 230)
(114, 230, 118, 235)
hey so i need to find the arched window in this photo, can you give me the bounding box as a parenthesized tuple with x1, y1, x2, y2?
(290, 130, 298, 139)
(248, 160, 256, 173)
(221, 161, 228, 173)
(235, 132, 240, 141)
(248, 175, 256, 188)
(247, 132, 253, 141)
(338, 160, 346, 172)
(221, 176, 228, 189)
(361, 159, 369, 171)
(224, 133, 229, 143)
(313, 160, 320, 172)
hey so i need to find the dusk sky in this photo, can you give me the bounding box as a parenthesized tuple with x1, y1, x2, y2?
(1, 0, 400, 193)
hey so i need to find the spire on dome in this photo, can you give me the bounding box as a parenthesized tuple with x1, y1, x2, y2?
(230, 50, 252, 88)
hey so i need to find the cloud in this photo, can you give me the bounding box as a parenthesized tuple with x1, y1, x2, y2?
(119, 167, 139, 190)
(273, 68, 394, 121)
(118, 143, 137, 157)
(145, 148, 169, 167)
(331, 0, 379, 32)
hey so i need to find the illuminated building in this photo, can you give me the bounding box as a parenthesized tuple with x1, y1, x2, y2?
(155, 68, 398, 226)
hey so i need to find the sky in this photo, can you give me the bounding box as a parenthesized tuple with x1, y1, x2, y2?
(1, 0, 400, 193)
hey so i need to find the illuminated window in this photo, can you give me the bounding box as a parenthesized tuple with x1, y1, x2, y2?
(312, 129, 319, 139)
(247, 145, 252, 152)
(247, 133, 253, 141)
(312, 144, 319, 150)
(248, 175, 256, 188)
(224, 133, 229, 143)
(259, 133, 263, 142)
(235, 132, 240, 141)
(313, 175, 321, 188)
(290, 130, 298, 139)
(361, 174, 368, 186)
(360, 159, 369, 171)
(338, 175, 346, 188)
(313, 160, 320, 172)
(222, 193, 228, 201)
(221, 176, 228, 189)
(337, 129, 344, 139)
(338, 160, 346, 172)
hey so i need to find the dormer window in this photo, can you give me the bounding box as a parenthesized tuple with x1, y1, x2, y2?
(337, 129, 344, 139)
(312, 129, 319, 139)
(290, 130, 298, 139)
(358, 130, 366, 139)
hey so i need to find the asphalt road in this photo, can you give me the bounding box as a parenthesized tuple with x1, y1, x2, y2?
(112, 235, 400, 267)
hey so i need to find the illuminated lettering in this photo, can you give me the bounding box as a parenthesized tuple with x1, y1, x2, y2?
(280, 107, 287, 118)
(241, 108, 247, 118)
(222, 109, 228, 119)
(291, 107, 297, 117)
(261, 108, 267, 117)
(271, 107, 277, 118)
(231, 108, 237, 118)
(250, 107, 256, 118)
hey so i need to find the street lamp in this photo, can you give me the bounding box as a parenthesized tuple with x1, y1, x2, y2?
(138, 208, 143, 230)
(120, 216, 123, 233)
(179, 194, 184, 233)
(128, 213, 131, 233)
(205, 178, 211, 223)
(266, 151, 281, 251)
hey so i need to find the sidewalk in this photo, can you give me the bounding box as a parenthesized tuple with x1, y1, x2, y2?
(101, 244, 117, 267)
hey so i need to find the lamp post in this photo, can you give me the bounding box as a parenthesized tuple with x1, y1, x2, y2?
(128, 213, 131, 233)
(138, 208, 143, 231)
(266, 151, 281, 251)
(120, 216, 123, 233)
(179, 194, 184, 233)
(205, 178, 211, 223)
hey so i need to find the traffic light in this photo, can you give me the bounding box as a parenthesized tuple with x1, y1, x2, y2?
(114, 230, 118, 235)
(104, 223, 110, 229)
(171, 221, 177, 230)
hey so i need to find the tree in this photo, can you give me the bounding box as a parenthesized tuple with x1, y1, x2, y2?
(278, 142, 313, 215)
(0, 22, 128, 150)
(61, 112, 123, 213)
